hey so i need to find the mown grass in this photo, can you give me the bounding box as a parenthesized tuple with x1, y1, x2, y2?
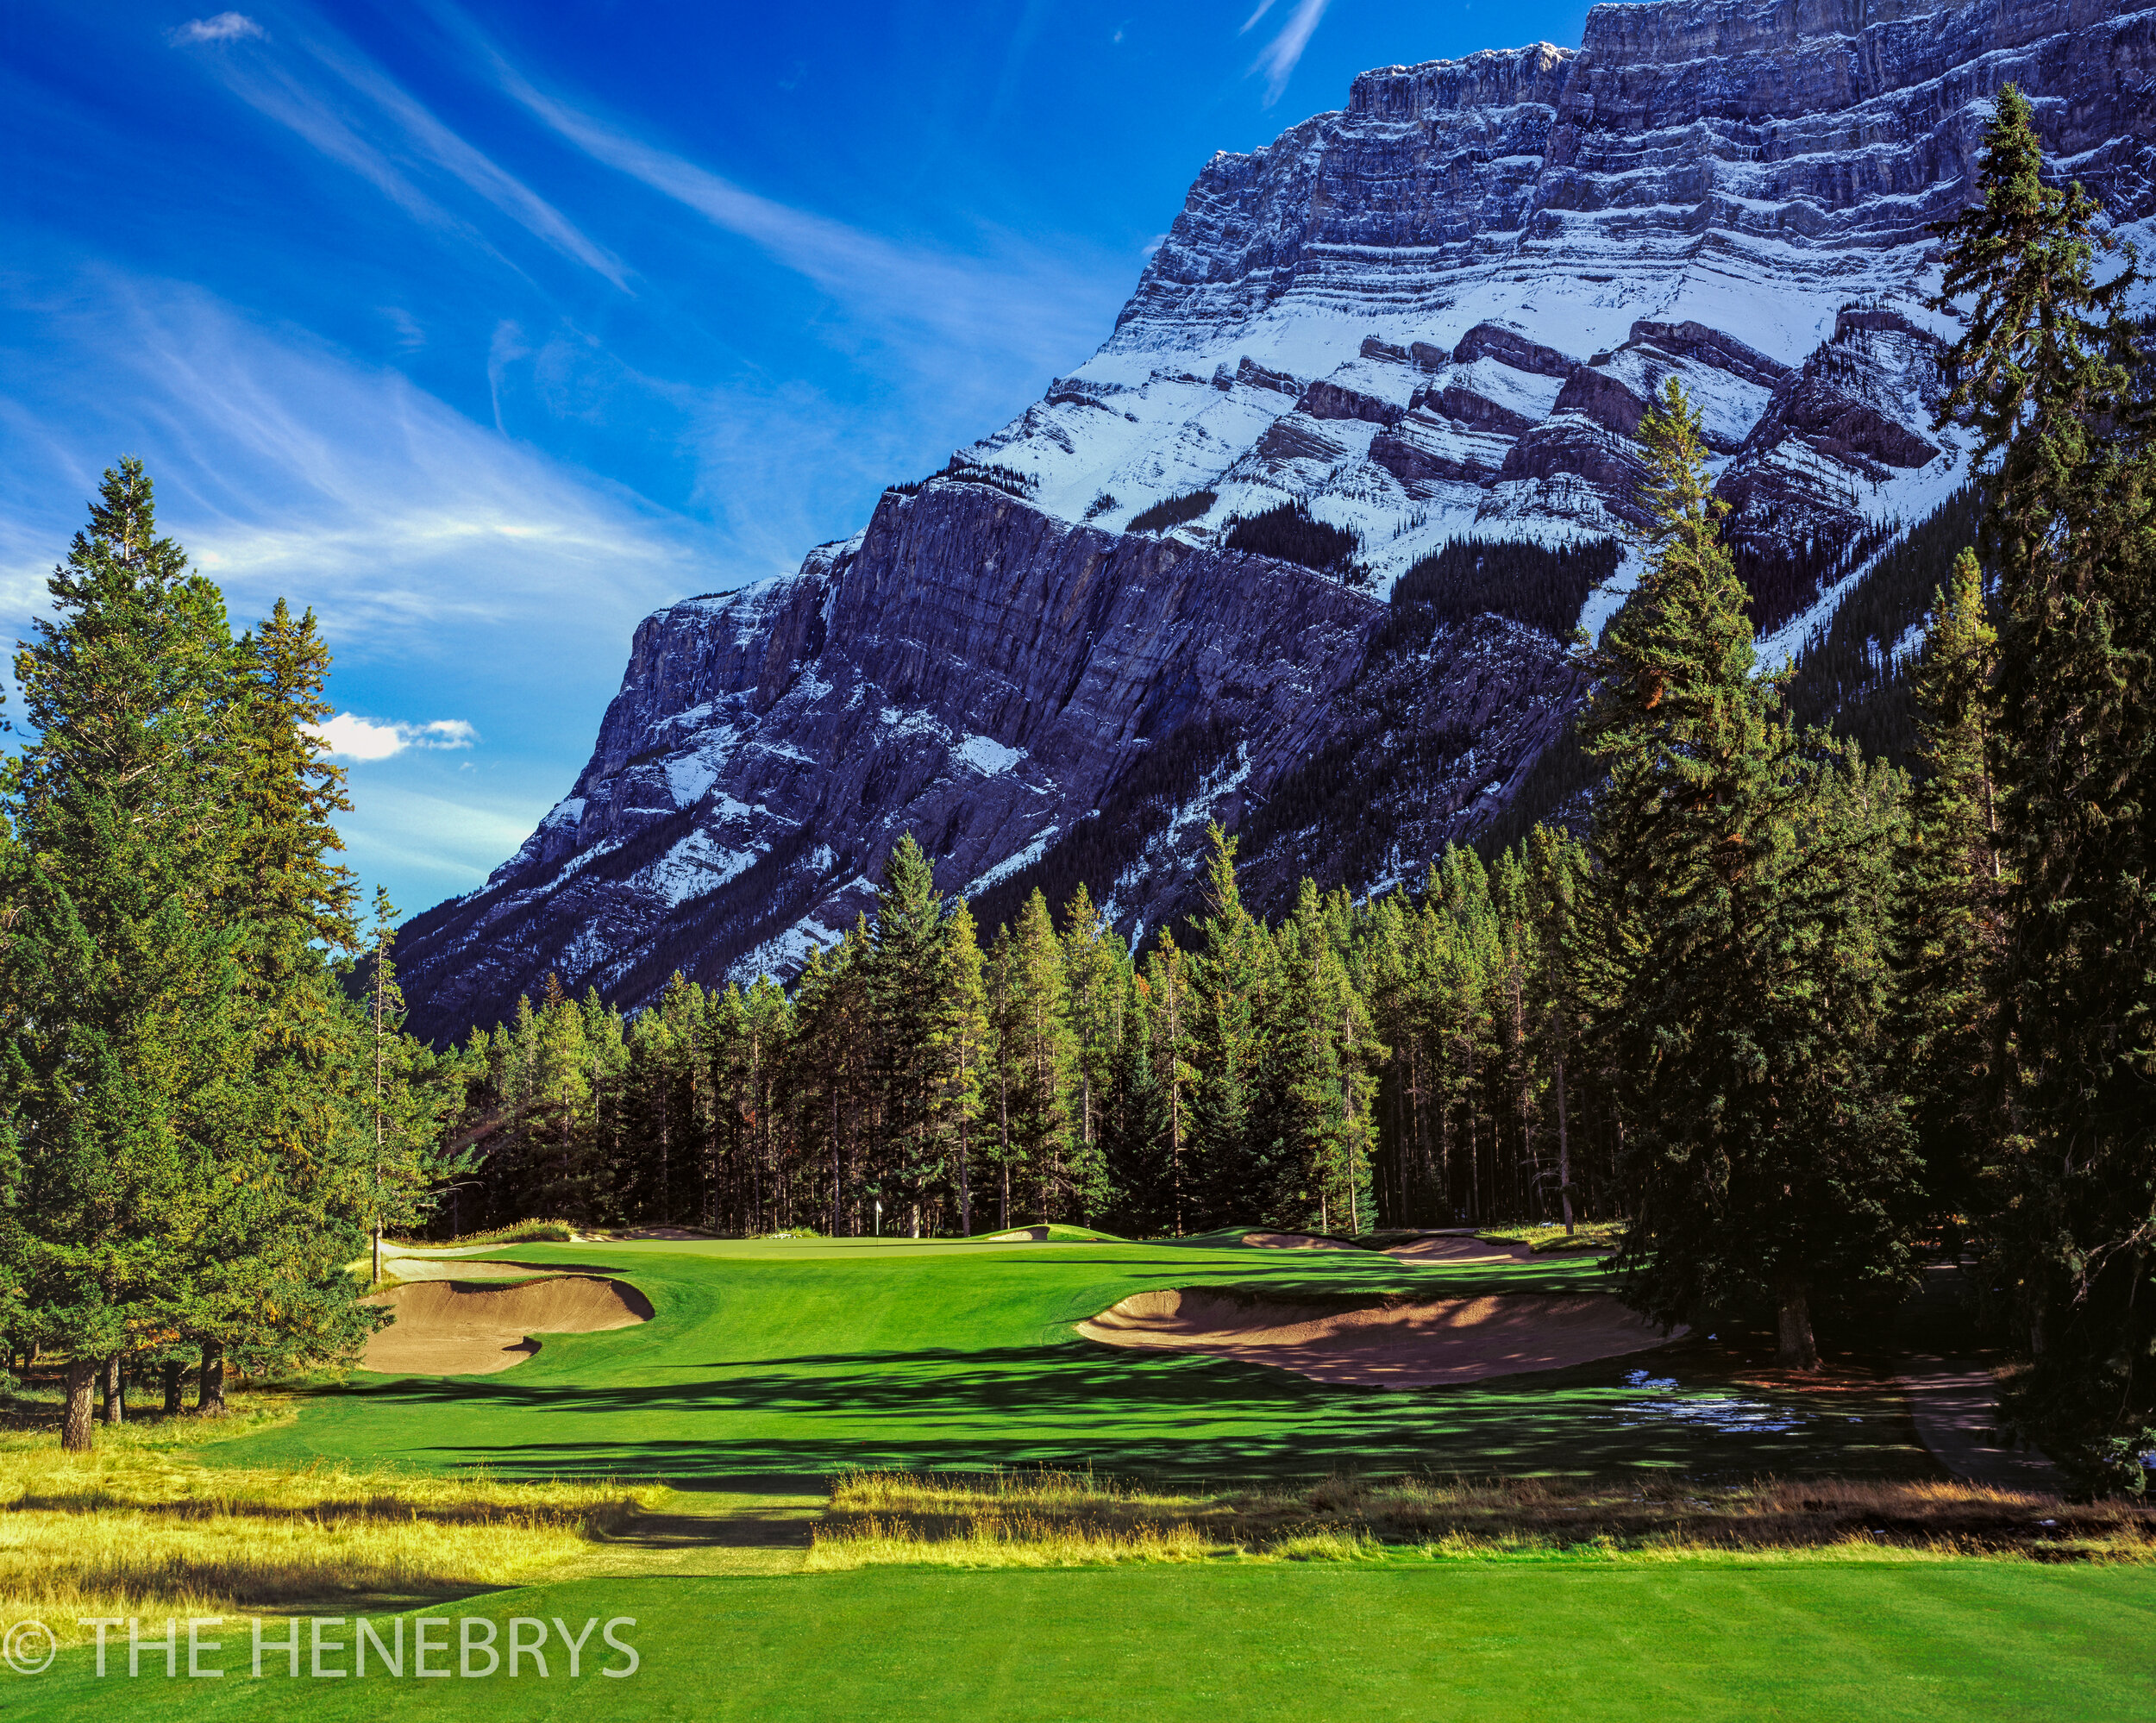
(0, 1394, 658, 1636)
(807, 1467, 2156, 1570)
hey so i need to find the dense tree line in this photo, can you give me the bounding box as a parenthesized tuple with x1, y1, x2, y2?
(1394, 536, 1623, 640)
(448, 818, 1637, 1248)
(0, 463, 455, 1450)
(441, 90, 2156, 1488)
(1224, 501, 1363, 578)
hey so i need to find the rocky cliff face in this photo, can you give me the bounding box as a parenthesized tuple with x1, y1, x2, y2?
(397, 0, 2156, 1040)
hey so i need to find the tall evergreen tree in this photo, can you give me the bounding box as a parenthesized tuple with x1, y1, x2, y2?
(1583, 383, 1916, 1367)
(870, 836, 950, 1237)
(1932, 85, 2156, 1484)
(0, 461, 250, 1446)
(1188, 825, 1269, 1226)
(1143, 930, 1198, 1237)
(1006, 889, 1075, 1220)
(1890, 549, 2002, 1245)
(940, 900, 990, 1236)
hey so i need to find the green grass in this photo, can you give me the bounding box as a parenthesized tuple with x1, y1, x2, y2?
(9, 1234, 2106, 1720)
(9, 1563, 2155, 1720)
(208, 1236, 1931, 1488)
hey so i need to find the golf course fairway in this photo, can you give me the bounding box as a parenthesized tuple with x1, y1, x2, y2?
(11, 1565, 2153, 1720)
(8, 1236, 2147, 1720)
(219, 1236, 1936, 1482)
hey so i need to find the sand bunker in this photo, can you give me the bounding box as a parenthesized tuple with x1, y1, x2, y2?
(1240, 1231, 1360, 1250)
(1381, 1234, 1537, 1263)
(1078, 1289, 1677, 1387)
(363, 1276, 652, 1375)
(988, 1226, 1052, 1242)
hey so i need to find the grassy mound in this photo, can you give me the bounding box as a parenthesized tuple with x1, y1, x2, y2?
(968, 1223, 1131, 1244)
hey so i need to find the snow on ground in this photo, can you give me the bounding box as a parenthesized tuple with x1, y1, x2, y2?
(730, 915, 843, 986)
(954, 734, 1025, 775)
(964, 830, 1056, 895)
(641, 829, 759, 907)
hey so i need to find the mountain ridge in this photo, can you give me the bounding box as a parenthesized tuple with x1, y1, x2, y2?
(397, 0, 2156, 1042)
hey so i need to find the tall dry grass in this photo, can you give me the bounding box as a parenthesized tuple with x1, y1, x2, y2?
(806, 1468, 2156, 1571)
(0, 1396, 657, 1638)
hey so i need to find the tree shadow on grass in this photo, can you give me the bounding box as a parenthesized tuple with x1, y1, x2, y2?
(303, 1337, 1935, 1488)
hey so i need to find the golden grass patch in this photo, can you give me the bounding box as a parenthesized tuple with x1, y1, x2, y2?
(809, 1468, 2156, 1571)
(0, 1396, 660, 1639)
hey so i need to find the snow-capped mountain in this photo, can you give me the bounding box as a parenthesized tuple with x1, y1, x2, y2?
(397, 0, 2156, 1041)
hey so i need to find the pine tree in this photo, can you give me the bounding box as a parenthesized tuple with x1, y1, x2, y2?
(941, 900, 991, 1236)
(1188, 825, 1269, 1226)
(0, 461, 249, 1447)
(870, 836, 950, 1237)
(1583, 382, 1916, 1368)
(1006, 890, 1074, 1220)
(1526, 825, 1591, 1231)
(1931, 85, 2156, 1485)
(1890, 550, 2002, 1245)
(1143, 930, 1198, 1236)
(1101, 963, 1168, 1236)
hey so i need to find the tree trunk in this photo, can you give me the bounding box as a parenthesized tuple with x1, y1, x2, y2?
(61, 1360, 97, 1453)
(197, 1339, 229, 1418)
(1554, 1053, 1575, 1233)
(1775, 1276, 1819, 1370)
(101, 1354, 124, 1425)
(957, 1108, 972, 1238)
(998, 1062, 1011, 1230)
(162, 1360, 184, 1418)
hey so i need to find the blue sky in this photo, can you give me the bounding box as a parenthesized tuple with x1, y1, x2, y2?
(1, 0, 1589, 927)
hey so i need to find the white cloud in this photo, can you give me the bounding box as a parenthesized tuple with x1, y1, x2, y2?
(489, 63, 1111, 377)
(171, 13, 265, 45)
(0, 269, 712, 659)
(184, 16, 626, 288)
(317, 713, 478, 761)
(1251, 0, 1329, 103)
(335, 777, 554, 888)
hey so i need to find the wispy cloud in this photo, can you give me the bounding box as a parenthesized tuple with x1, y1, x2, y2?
(175, 12, 627, 288)
(0, 267, 716, 905)
(1250, 0, 1330, 103)
(487, 60, 1111, 377)
(0, 269, 708, 657)
(335, 776, 555, 889)
(170, 12, 265, 45)
(317, 713, 477, 760)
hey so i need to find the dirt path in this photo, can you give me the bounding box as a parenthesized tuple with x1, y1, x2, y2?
(1899, 1356, 2062, 1491)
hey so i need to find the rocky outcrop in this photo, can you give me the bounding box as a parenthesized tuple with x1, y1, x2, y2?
(1498, 420, 1652, 525)
(1298, 379, 1407, 427)
(1550, 367, 1650, 438)
(1453, 323, 1578, 379)
(404, 0, 2156, 1036)
(398, 482, 1574, 1038)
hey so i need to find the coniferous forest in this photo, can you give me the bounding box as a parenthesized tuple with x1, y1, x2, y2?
(3, 89, 2153, 1488)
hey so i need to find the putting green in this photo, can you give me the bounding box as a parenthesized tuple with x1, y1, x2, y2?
(222, 1236, 1929, 1484)
(11, 1563, 2154, 1720)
